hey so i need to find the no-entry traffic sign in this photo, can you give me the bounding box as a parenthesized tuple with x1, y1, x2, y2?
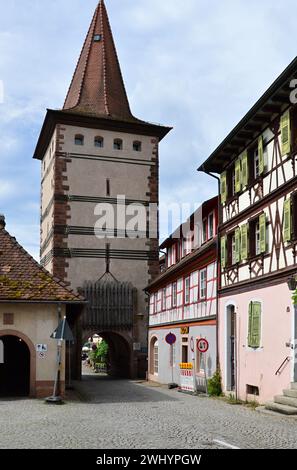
(197, 338, 209, 353)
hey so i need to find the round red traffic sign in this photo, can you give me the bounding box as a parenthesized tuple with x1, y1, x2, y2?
(197, 338, 209, 353)
(165, 333, 177, 345)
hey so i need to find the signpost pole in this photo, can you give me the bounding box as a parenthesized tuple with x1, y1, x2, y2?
(204, 353, 209, 397)
(197, 338, 209, 397)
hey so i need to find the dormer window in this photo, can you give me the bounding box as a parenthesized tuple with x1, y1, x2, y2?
(94, 136, 104, 148)
(75, 134, 84, 146)
(114, 139, 123, 150)
(94, 34, 102, 42)
(133, 141, 142, 152)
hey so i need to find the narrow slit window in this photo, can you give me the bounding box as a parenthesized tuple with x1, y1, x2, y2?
(106, 179, 110, 197)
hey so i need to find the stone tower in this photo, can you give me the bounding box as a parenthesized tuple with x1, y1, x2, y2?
(33, 0, 171, 378)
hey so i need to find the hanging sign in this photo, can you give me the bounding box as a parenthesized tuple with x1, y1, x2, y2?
(165, 333, 177, 345)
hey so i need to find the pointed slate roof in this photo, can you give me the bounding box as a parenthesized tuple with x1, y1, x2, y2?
(64, 0, 135, 121)
(0, 219, 84, 303)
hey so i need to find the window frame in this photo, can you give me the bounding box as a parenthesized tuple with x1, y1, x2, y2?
(199, 269, 207, 300)
(113, 139, 123, 150)
(172, 282, 177, 308)
(74, 134, 84, 146)
(184, 276, 191, 305)
(94, 136, 104, 148)
(133, 141, 142, 152)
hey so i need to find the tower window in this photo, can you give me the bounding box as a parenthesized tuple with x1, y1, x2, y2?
(75, 134, 84, 146)
(133, 141, 142, 152)
(94, 34, 102, 42)
(114, 139, 123, 150)
(94, 136, 104, 148)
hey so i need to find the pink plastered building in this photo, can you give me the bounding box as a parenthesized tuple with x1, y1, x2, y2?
(199, 58, 297, 406)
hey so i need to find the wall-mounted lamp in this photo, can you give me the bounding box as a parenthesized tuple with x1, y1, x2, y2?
(287, 276, 297, 291)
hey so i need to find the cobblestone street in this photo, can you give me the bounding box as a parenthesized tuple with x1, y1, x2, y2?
(0, 369, 297, 449)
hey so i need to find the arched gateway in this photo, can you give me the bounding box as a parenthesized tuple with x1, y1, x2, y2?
(81, 278, 138, 378)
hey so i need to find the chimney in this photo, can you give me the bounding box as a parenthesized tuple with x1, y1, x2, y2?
(0, 215, 6, 229)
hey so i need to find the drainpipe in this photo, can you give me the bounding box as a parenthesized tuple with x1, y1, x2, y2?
(198, 166, 221, 371)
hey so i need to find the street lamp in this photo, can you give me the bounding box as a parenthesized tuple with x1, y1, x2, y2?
(287, 276, 297, 291)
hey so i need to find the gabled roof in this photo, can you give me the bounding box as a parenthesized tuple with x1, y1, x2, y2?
(198, 56, 297, 174)
(0, 223, 84, 303)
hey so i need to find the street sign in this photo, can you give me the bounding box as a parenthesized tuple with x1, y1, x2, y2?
(51, 317, 74, 342)
(165, 333, 177, 345)
(197, 338, 209, 353)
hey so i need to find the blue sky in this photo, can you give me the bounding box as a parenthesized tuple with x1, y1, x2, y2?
(0, 0, 296, 259)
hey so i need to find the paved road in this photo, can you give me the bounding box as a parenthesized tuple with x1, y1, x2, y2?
(1, 369, 297, 449)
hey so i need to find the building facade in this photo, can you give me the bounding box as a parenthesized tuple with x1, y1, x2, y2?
(33, 1, 171, 378)
(147, 197, 218, 388)
(199, 58, 297, 404)
(0, 216, 83, 398)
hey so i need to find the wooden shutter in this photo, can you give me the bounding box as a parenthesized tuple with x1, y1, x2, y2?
(235, 228, 241, 263)
(241, 224, 248, 260)
(235, 159, 241, 193)
(250, 302, 261, 348)
(258, 136, 264, 175)
(281, 110, 291, 156)
(283, 197, 292, 242)
(248, 302, 253, 347)
(221, 236, 226, 269)
(259, 213, 266, 253)
(241, 151, 248, 187)
(220, 172, 227, 204)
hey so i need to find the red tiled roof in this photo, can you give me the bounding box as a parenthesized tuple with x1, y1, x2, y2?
(0, 227, 84, 303)
(64, 0, 136, 122)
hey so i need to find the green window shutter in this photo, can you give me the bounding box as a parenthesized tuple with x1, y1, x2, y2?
(258, 136, 264, 175)
(248, 302, 253, 347)
(221, 236, 226, 269)
(241, 224, 248, 260)
(235, 228, 241, 263)
(283, 198, 292, 242)
(250, 302, 261, 348)
(241, 151, 248, 187)
(235, 159, 241, 193)
(281, 110, 291, 156)
(259, 213, 266, 253)
(220, 172, 227, 204)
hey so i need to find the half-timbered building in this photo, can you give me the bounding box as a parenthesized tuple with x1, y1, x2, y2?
(147, 197, 218, 387)
(199, 58, 297, 407)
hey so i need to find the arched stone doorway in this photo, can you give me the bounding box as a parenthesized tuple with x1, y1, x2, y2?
(0, 330, 36, 397)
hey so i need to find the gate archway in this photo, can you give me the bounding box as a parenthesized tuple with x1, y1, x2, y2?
(81, 278, 138, 379)
(84, 330, 132, 378)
